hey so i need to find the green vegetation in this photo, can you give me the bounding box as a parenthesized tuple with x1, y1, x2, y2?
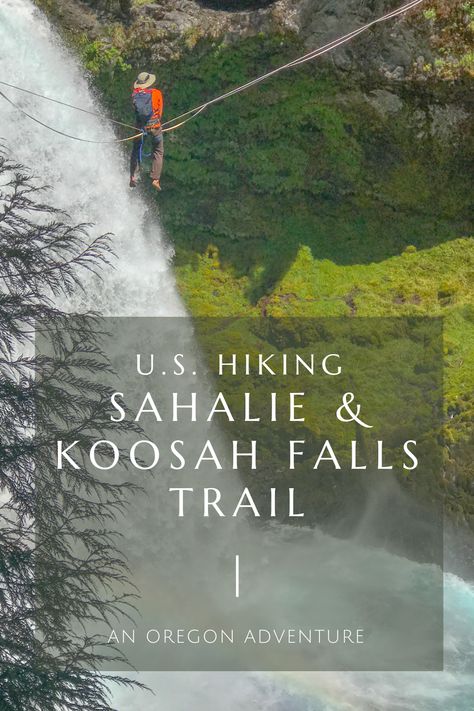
(193, 316, 444, 541)
(79, 38, 131, 77)
(34, 0, 474, 524)
(419, 1, 474, 78)
(95, 32, 473, 522)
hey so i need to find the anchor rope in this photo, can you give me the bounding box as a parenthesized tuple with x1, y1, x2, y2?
(0, 0, 425, 144)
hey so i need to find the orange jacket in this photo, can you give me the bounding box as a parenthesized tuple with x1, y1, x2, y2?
(150, 88, 163, 126)
(132, 87, 163, 129)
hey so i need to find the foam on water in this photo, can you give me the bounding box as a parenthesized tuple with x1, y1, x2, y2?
(1, 2, 474, 709)
(104, 570, 474, 711)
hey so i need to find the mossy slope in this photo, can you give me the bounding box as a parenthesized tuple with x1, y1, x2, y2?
(35, 0, 474, 524)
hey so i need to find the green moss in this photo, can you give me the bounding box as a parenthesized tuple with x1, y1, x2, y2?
(80, 30, 472, 408)
(78, 37, 131, 78)
(419, 1, 474, 78)
(30, 2, 474, 522)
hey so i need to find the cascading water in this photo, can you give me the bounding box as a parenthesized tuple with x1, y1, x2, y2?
(0, 0, 183, 318)
(1, 1, 474, 709)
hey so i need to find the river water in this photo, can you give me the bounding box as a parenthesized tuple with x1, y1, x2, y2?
(0, 1, 473, 708)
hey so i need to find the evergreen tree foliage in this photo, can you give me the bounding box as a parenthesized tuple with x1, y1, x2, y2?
(0, 147, 144, 710)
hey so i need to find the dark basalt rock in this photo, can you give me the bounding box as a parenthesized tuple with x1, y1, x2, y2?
(197, 0, 277, 9)
(38, 0, 445, 82)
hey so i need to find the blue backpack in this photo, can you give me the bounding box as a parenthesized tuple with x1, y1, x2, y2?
(132, 88, 154, 128)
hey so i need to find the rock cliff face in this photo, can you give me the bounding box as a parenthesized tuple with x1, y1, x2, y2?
(40, 0, 437, 76)
(125, 0, 292, 62)
(39, 0, 474, 89)
(34, 0, 474, 525)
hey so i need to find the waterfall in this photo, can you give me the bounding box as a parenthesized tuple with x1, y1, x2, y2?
(1, 2, 474, 709)
(0, 0, 183, 317)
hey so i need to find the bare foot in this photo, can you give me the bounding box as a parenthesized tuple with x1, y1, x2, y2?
(151, 179, 161, 191)
(129, 176, 137, 188)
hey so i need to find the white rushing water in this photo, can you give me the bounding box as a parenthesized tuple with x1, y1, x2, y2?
(0, 0, 183, 317)
(1, 1, 474, 709)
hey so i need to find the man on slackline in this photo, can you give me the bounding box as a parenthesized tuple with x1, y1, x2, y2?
(129, 71, 164, 191)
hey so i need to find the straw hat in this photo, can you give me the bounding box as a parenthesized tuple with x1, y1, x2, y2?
(134, 71, 156, 90)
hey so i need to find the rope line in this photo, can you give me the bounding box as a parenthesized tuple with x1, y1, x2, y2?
(160, 0, 425, 132)
(0, 0, 425, 143)
(161, 105, 208, 134)
(0, 89, 143, 144)
(0, 79, 139, 132)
